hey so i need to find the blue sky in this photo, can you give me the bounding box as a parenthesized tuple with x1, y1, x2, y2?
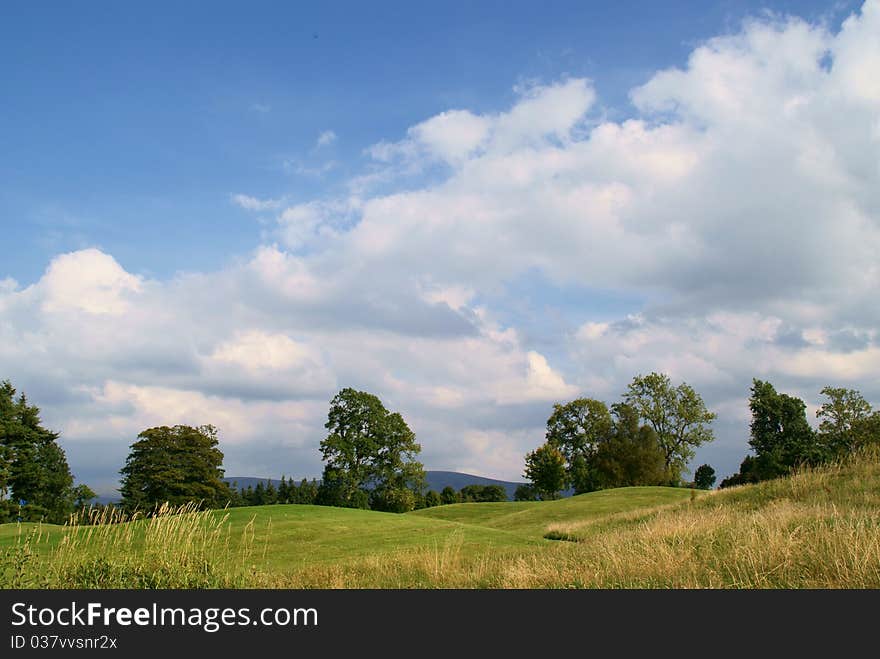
(2, 0, 856, 280)
(1, 1, 878, 493)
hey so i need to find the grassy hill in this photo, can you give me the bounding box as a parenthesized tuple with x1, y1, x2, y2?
(3, 449, 879, 588)
(411, 486, 691, 537)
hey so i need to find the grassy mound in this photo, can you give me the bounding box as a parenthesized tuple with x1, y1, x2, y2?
(410, 486, 695, 537)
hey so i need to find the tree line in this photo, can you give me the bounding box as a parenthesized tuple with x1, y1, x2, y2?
(521, 372, 717, 499)
(228, 477, 320, 507)
(2, 374, 878, 521)
(117, 387, 508, 513)
(720, 381, 880, 488)
(226, 479, 507, 509)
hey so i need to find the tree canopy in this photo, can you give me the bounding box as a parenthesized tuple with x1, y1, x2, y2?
(529, 375, 716, 494)
(524, 442, 567, 500)
(693, 464, 716, 490)
(748, 379, 821, 474)
(592, 404, 668, 489)
(816, 386, 877, 456)
(119, 424, 230, 510)
(440, 485, 460, 505)
(459, 484, 507, 502)
(514, 484, 540, 501)
(317, 388, 425, 512)
(721, 380, 832, 488)
(622, 372, 716, 483)
(544, 397, 612, 493)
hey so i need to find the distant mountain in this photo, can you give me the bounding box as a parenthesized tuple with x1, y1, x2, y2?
(225, 471, 538, 501)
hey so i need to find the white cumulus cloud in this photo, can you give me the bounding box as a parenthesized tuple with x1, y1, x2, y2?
(4, 3, 880, 490)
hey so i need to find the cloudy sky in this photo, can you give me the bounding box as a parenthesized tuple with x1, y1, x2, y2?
(2, 1, 878, 494)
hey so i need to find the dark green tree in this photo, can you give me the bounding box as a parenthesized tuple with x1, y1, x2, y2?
(544, 398, 612, 493)
(592, 404, 667, 489)
(719, 455, 762, 488)
(622, 372, 716, 484)
(859, 413, 880, 449)
(0, 442, 9, 510)
(227, 481, 245, 507)
(299, 478, 319, 505)
(277, 476, 290, 503)
(721, 380, 824, 488)
(371, 486, 417, 512)
(0, 380, 76, 523)
(459, 484, 507, 502)
(524, 442, 567, 500)
(119, 424, 231, 511)
(317, 388, 425, 512)
(440, 485, 460, 505)
(693, 464, 716, 490)
(264, 480, 278, 505)
(749, 379, 822, 476)
(483, 485, 508, 502)
(252, 481, 266, 506)
(513, 484, 540, 501)
(423, 490, 442, 508)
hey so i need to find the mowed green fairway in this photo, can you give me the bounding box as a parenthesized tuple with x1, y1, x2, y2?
(218, 503, 542, 570)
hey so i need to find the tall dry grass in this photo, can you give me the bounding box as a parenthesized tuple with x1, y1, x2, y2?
(1, 503, 260, 588)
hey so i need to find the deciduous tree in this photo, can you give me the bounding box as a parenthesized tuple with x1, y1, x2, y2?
(524, 442, 567, 500)
(816, 386, 874, 456)
(545, 398, 612, 493)
(749, 379, 821, 475)
(622, 373, 716, 484)
(423, 490, 442, 508)
(693, 464, 716, 490)
(440, 485, 460, 505)
(514, 484, 540, 501)
(459, 484, 507, 502)
(317, 388, 425, 512)
(592, 404, 667, 489)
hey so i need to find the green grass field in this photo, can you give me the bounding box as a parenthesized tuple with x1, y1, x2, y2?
(410, 486, 693, 536)
(3, 449, 879, 588)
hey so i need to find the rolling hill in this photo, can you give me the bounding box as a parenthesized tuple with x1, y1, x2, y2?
(3, 449, 878, 588)
(0, 485, 690, 586)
